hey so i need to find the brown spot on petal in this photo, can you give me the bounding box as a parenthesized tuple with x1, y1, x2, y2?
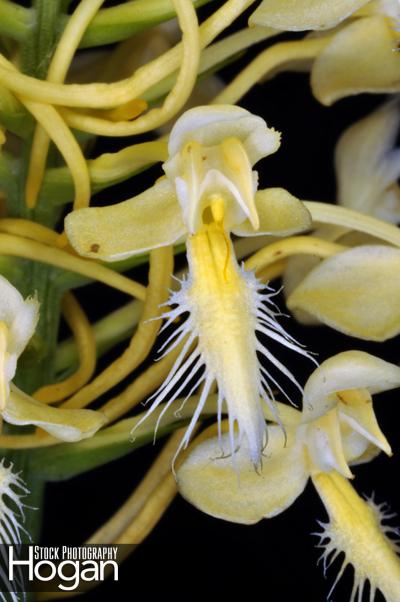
(90, 243, 100, 253)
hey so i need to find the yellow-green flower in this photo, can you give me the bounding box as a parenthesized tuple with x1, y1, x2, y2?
(66, 105, 312, 467)
(0, 275, 106, 441)
(177, 350, 400, 600)
(250, 0, 400, 105)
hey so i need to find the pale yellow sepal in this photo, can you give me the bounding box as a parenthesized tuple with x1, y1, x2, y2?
(249, 0, 369, 30)
(302, 350, 400, 422)
(232, 187, 312, 237)
(287, 245, 400, 341)
(65, 179, 185, 261)
(166, 105, 280, 164)
(311, 16, 400, 105)
(0, 275, 39, 361)
(5, 385, 106, 442)
(340, 419, 382, 466)
(0, 275, 39, 410)
(177, 426, 308, 525)
(284, 100, 400, 326)
(339, 393, 392, 456)
(305, 408, 353, 478)
(335, 100, 400, 221)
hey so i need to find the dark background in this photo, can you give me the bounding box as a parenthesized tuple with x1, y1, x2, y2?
(31, 1, 400, 600)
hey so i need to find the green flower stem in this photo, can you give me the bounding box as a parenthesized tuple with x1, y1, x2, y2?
(55, 299, 144, 374)
(1, 0, 66, 559)
(0, 0, 214, 47)
(21, 0, 63, 79)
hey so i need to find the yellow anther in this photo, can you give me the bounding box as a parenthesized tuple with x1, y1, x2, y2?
(0, 322, 9, 411)
(221, 137, 249, 172)
(221, 137, 259, 230)
(204, 199, 231, 282)
(308, 408, 353, 479)
(210, 196, 225, 225)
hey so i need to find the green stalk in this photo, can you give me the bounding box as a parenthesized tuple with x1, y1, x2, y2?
(0, 0, 215, 46)
(12, 0, 65, 392)
(2, 1, 66, 559)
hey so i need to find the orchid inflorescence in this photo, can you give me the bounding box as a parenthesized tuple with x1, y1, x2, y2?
(0, 0, 397, 600)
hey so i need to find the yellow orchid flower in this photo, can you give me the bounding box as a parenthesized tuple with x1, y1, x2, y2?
(283, 101, 400, 338)
(177, 350, 400, 601)
(248, 0, 400, 105)
(0, 274, 106, 441)
(66, 105, 312, 467)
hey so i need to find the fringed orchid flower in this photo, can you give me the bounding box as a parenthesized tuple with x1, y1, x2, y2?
(284, 101, 400, 340)
(0, 275, 106, 441)
(65, 105, 312, 468)
(250, 0, 400, 105)
(177, 350, 400, 601)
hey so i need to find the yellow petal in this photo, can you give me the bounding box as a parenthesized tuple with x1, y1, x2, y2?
(167, 105, 280, 165)
(177, 427, 308, 524)
(4, 385, 106, 441)
(339, 396, 392, 455)
(306, 408, 353, 478)
(340, 420, 381, 466)
(249, 0, 369, 31)
(0, 274, 39, 358)
(232, 188, 312, 237)
(65, 179, 185, 261)
(335, 100, 400, 219)
(287, 245, 400, 341)
(311, 16, 400, 105)
(302, 350, 400, 422)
